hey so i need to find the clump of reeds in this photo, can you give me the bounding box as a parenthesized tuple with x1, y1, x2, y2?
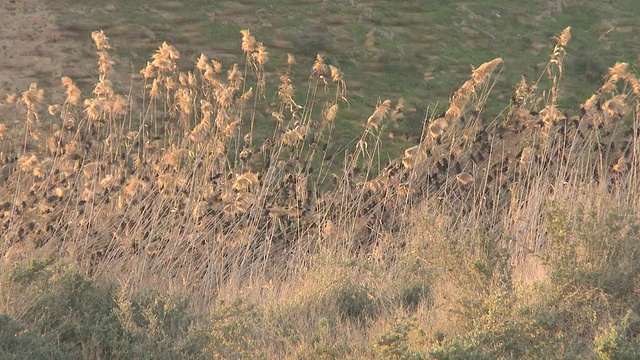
(0, 27, 638, 316)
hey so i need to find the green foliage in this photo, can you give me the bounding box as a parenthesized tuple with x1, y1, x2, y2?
(113, 289, 204, 359)
(1, 262, 207, 359)
(545, 204, 640, 310)
(5, 258, 54, 284)
(399, 281, 431, 312)
(429, 341, 496, 360)
(594, 311, 640, 360)
(376, 320, 427, 360)
(201, 299, 266, 359)
(336, 281, 379, 323)
(0, 314, 57, 360)
(429, 290, 565, 359)
(4, 263, 124, 358)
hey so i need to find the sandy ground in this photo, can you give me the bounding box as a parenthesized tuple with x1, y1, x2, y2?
(0, 0, 96, 101)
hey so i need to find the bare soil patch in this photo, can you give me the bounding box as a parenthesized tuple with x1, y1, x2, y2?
(0, 0, 95, 99)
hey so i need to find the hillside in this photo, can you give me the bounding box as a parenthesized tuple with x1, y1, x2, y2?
(2, 0, 639, 154)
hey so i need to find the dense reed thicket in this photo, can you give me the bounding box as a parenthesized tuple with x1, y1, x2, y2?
(1, 27, 639, 359)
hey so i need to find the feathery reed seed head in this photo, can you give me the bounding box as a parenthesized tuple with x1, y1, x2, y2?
(84, 98, 104, 121)
(253, 42, 269, 65)
(93, 79, 114, 97)
(428, 118, 447, 138)
(556, 27, 571, 47)
(325, 104, 338, 123)
(391, 98, 404, 122)
(159, 41, 180, 60)
(108, 94, 127, 115)
(329, 65, 343, 83)
(5, 93, 17, 104)
(609, 62, 629, 77)
(197, 53, 209, 71)
(312, 54, 327, 77)
(61, 77, 82, 105)
(141, 61, 155, 79)
(22, 82, 45, 108)
(472, 58, 503, 86)
(48, 104, 60, 116)
(367, 99, 392, 129)
(97, 51, 115, 77)
(240, 29, 256, 53)
(227, 63, 242, 83)
(91, 30, 111, 50)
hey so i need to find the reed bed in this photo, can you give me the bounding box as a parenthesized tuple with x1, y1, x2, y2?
(1, 27, 639, 358)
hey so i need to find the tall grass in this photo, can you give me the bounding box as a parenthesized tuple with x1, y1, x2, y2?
(1, 27, 639, 358)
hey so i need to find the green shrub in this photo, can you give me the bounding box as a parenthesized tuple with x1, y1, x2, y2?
(546, 207, 640, 298)
(1, 262, 207, 359)
(428, 290, 566, 359)
(400, 283, 428, 312)
(0, 314, 57, 360)
(201, 299, 266, 359)
(4, 263, 125, 358)
(336, 281, 379, 323)
(376, 320, 428, 360)
(594, 310, 640, 360)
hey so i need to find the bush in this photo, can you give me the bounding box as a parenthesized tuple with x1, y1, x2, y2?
(376, 320, 428, 360)
(1, 262, 207, 359)
(0, 314, 57, 360)
(594, 310, 640, 360)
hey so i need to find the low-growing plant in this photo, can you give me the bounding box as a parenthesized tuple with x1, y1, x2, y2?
(594, 310, 640, 360)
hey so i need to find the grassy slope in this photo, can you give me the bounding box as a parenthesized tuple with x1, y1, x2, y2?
(53, 0, 640, 156)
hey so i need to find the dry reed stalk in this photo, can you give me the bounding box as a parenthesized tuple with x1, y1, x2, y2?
(367, 99, 392, 129)
(325, 104, 338, 123)
(61, 77, 81, 105)
(311, 54, 327, 78)
(22, 82, 45, 128)
(278, 73, 296, 109)
(240, 29, 256, 54)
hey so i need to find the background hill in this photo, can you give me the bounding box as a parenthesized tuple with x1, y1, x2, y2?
(3, 0, 640, 155)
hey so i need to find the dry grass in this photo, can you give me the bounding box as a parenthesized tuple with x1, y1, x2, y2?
(1, 27, 640, 358)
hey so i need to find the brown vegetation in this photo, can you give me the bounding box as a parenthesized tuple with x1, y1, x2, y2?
(1, 27, 640, 358)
